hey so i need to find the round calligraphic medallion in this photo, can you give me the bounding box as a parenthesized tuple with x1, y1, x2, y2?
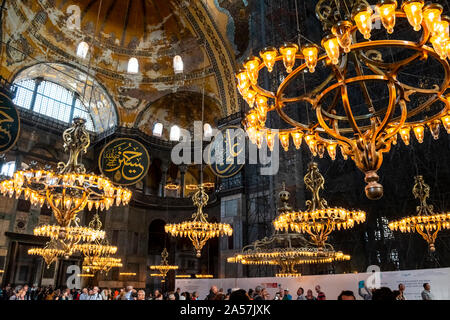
(0, 86, 20, 153)
(99, 138, 150, 186)
(207, 125, 244, 178)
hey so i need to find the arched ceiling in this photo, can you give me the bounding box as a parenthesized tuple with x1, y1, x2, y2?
(136, 90, 222, 139)
(1, 0, 249, 137)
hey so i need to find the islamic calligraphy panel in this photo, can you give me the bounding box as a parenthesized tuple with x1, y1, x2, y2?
(0, 86, 20, 153)
(99, 138, 150, 186)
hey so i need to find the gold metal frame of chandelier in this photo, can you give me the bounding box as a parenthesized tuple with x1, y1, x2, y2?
(165, 186, 233, 257)
(389, 175, 450, 252)
(228, 184, 351, 278)
(28, 239, 67, 267)
(273, 162, 366, 249)
(0, 118, 132, 227)
(73, 213, 118, 257)
(149, 248, 178, 277)
(240, 4, 450, 200)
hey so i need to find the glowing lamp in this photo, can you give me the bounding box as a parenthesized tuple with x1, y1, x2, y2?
(291, 131, 304, 149)
(332, 21, 353, 53)
(376, 0, 397, 34)
(259, 47, 278, 73)
(423, 3, 443, 33)
(244, 56, 261, 85)
(321, 34, 340, 65)
(302, 44, 318, 73)
(402, 0, 424, 31)
(279, 43, 299, 73)
(352, 4, 373, 39)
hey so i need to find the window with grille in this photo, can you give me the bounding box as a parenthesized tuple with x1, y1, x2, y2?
(13, 79, 95, 131)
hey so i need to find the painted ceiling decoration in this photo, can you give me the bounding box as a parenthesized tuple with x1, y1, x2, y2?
(0, 0, 242, 139)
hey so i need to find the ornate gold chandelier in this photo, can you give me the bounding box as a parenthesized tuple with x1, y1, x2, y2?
(28, 239, 66, 267)
(0, 118, 132, 227)
(273, 162, 366, 250)
(82, 257, 123, 274)
(80, 213, 122, 274)
(228, 186, 350, 277)
(389, 175, 450, 252)
(149, 248, 179, 277)
(239, 0, 450, 200)
(165, 186, 233, 257)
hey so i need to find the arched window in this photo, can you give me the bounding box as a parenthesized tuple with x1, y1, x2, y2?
(13, 79, 95, 131)
(173, 55, 184, 74)
(76, 41, 89, 59)
(128, 57, 139, 74)
(203, 123, 212, 139)
(12, 63, 117, 134)
(153, 122, 163, 137)
(0, 161, 15, 177)
(170, 125, 180, 141)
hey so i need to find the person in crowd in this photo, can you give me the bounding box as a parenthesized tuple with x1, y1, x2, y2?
(358, 282, 375, 300)
(174, 287, 181, 300)
(191, 291, 198, 300)
(282, 289, 292, 300)
(296, 287, 306, 300)
(315, 285, 326, 300)
(229, 289, 250, 302)
(154, 289, 163, 300)
(45, 289, 55, 300)
(248, 288, 254, 299)
(125, 286, 134, 300)
(338, 290, 356, 300)
(372, 287, 396, 301)
(59, 288, 72, 301)
(396, 283, 406, 300)
(305, 289, 316, 301)
(100, 288, 109, 300)
(89, 286, 102, 300)
(206, 285, 218, 300)
(79, 288, 89, 300)
(253, 286, 264, 300)
(421, 283, 434, 300)
(117, 290, 127, 300)
(180, 292, 186, 300)
(261, 288, 270, 300)
(9, 286, 23, 300)
(137, 290, 146, 300)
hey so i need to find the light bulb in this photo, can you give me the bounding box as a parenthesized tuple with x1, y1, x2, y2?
(259, 47, 278, 73)
(236, 69, 250, 94)
(376, 0, 397, 34)
(332, 21, 353, 53)
(291, 131, 303, 149)
(322, 34, 340, 65)
(302, 44, 318, 72)
(242, 88, 257, 108)
(402, 0, 424, 31)
(279, 43, 299, 73)
(244, 56, 261, 85)
(412, 125, 425, 143)
(399, 127, 411, 145)
(423, 3, 443, 33)
(430, 35, 448, 59)
(326, 143, 337, 160)
(352, 4, 373, 39)
(266, 132, 276, 151)
(433, 15, 450, 41)
(441, 114, 450, 133)
(279, 132, 290, 151)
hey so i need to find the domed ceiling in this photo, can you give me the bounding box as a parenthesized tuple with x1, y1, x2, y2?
(1, 0, 250, 137)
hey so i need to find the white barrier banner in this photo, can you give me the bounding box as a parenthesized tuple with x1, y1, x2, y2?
(176, 267, 450, 300)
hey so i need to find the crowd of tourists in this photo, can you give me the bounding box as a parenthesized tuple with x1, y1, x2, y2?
(0, 282, 436, 301)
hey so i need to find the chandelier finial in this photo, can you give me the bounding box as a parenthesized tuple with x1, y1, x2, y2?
(304, 162, 327, 211)
(57, 118, 90, 174)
